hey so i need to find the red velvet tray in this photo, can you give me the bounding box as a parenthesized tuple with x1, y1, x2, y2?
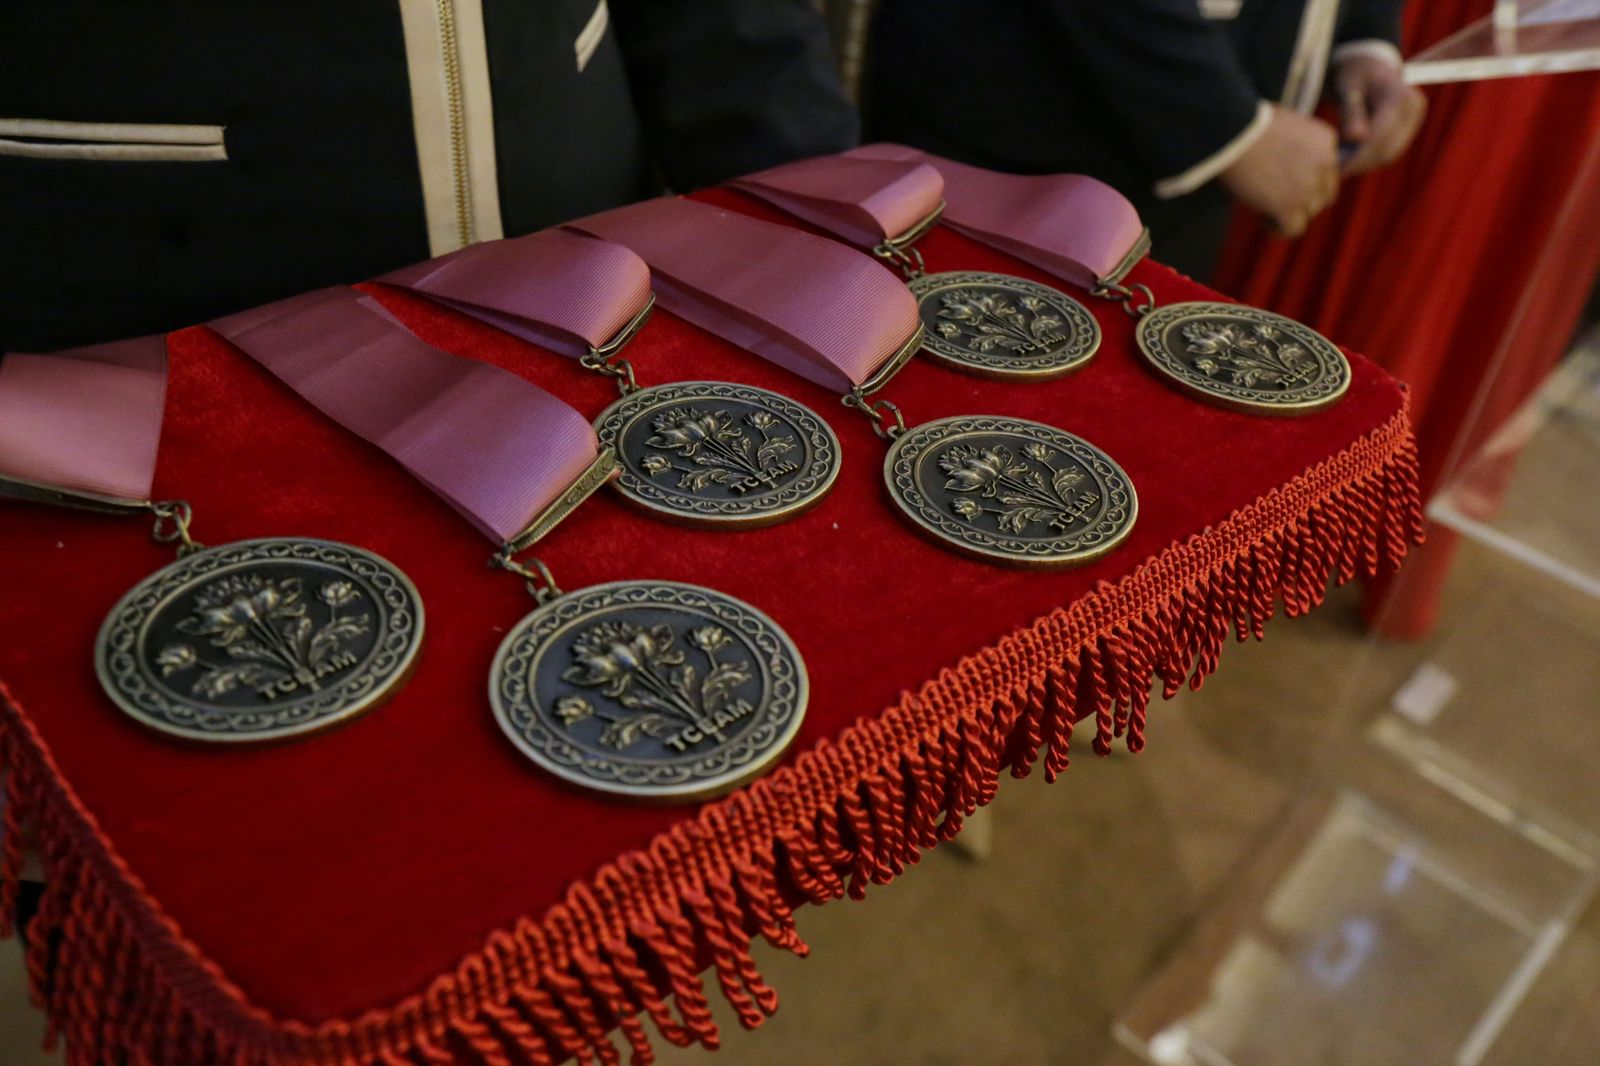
(0, 189, 1421, 1066)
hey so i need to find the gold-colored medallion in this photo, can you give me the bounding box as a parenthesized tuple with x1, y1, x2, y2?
(96, 538, 424, 742)
(884, 415, 1137, 567)
(490, 579, 808, 802)
(593, 382, 841, 527)
(1135, 302, 1350, 415)
(908, 272, 1100, 379)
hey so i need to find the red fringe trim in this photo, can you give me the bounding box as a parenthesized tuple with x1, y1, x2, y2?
(0, 405, 1423, 1065)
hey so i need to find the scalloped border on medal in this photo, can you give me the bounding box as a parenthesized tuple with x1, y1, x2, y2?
(593, 381, 842, 528)
(489, 579, 808, 803)
(1136, 302, 1351, 415)
(908, 271, 1101, 379)
(95, 537, 424, 743)
(883, 415, 1138, 569)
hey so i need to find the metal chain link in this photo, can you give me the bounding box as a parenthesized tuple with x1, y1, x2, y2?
(148, 500, 203, 556)
(1091, 281, 1157, 319)
(490, 550, 562, 604)
(872, 241, 926, 281)
(579, 350, 639, 396)
(842, 392, 907, 441)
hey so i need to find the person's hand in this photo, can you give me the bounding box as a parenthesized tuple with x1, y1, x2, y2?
(1336, 54, 1427, 176)
(1219, 105, 1339, 238)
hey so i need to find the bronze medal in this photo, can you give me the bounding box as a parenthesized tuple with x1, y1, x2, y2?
(490, 579, 808, 802)
(883, 415, 1137, 568)
(908, 271, 1100, 379)
(1136, 302, 1350, 415)
(95, 537, 423, 743)
(593, 381, 841, 527)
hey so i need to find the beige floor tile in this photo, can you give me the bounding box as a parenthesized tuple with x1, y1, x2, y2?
(0, 935, 58, 1066)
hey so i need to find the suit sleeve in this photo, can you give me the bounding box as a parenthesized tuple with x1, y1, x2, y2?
(1034, 1, 1263, 185)
(1336, 0, 1405, 47)
(607, 0, 859, 190)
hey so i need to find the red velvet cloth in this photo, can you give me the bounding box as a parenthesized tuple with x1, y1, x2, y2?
(1213, 0, 1600, 637)
(0, 191, 1406, 1029)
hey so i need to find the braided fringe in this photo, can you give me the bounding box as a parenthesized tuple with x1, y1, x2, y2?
(0, 410, 1422, 1065)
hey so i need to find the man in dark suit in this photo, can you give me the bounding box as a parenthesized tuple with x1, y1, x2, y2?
(865, 0, 1426, 280)
(0, 0, 857, 352)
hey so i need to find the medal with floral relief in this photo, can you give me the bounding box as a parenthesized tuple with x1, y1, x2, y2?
(1135, 302, 1350, 415)
(908, 271, 1101, 379)
(883, 415, 1137, 568)
(593, 382, 841, 528)
(95, 538, 423, 742)
(489, 579, 807, 802)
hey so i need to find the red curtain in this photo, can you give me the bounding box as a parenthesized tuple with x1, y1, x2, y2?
(1214, 0, 1600, 638)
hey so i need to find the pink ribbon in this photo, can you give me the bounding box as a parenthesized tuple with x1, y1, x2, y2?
(377, 229, 652, 358)
(211, 288, 600, 544)
(849, 144, 1145, 289)
(0, 335, 168, 504)
(730, 154, 945, 248)
(752, 145, 1147, 292)
(566, 198, 921, 393)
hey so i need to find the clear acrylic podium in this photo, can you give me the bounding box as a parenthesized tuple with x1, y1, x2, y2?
(1115, 328, 1600, 1066)
(1405, 0, 1600, 85)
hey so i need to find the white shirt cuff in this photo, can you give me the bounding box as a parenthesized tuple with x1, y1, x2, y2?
(1153, 99, 1273, 201)
(1331, 39, 1404, 71)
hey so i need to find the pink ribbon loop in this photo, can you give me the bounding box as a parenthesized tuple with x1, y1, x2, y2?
(0, 335, 168, 505)
(210, 288, 601, 544)
(845, 144, 1148, 292)
(377, 229, 653, 359)
(730, 154, 945, 249)
(566, 197, 921, 393)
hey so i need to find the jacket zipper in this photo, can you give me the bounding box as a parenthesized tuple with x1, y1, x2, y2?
(436, 0, 474, 247)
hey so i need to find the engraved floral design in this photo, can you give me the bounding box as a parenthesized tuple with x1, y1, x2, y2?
(951, 497, 983, 520)
(642, 405, 798, 494)
(691, 625, 733, 654)
(156, 643, 196, 676)
(935, 291, 1065, 354)
(320, 580, 358, 608)
(939, 442, 1099, 534)
(1181, 320, 1314, 389)
(560, 621, 753, 751)
(555, 694, 596, 726)
(158, 574, 370, 700)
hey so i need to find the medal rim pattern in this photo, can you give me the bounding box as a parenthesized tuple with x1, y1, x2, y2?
(1135, 301, 1352, 416)
(488, 579, 809, 804)
(883, 415, 1139, 569)
(593, 381, 842, 528)
(909, 271, 1102, 380)
(94, 536, 425, 744)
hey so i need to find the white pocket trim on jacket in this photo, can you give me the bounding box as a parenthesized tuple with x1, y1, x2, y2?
(0, 118, 227, 162)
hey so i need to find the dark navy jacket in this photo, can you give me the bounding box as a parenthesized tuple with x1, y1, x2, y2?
(1, 0, 857, 351)
(866, 0, 1403, 205)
